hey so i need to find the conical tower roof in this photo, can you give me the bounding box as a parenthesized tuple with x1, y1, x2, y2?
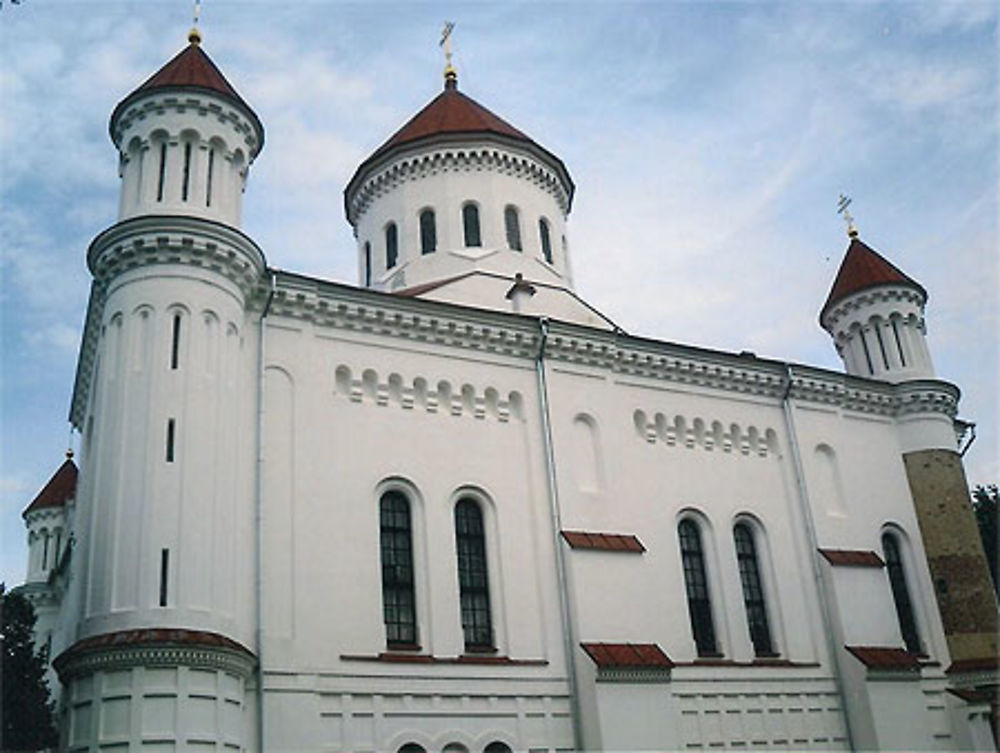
(110, 34, 263, 155)
(22, 455, 78, 518)
(820, 236, 925, 323)
(346, 75, 573, 222)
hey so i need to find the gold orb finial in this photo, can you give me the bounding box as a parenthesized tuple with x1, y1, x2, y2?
(188, 26, 202, 45)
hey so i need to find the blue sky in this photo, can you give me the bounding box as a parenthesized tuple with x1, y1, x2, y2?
(1, 1, 996, 587)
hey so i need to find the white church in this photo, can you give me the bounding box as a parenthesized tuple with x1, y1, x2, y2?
(15, 24, 999, 752)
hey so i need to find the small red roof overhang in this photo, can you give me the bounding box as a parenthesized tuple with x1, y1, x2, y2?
(820, 237, 925, 324)
(818, 548, 885, 567)
(22, 458, 77, 518)
(581, 642, 673, 669)
(561, 530, 645, 553)
(845, 645, 920, 670)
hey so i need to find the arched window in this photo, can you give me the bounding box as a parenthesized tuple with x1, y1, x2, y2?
(734, 523, 774, 656)
(485, 743, 513, 753)
(678, 519, 717, 656)
(397, 745, 426, 753)
(462, 203, 481, 247)
(385, 223, 398, 269)
(455, 499, 493, 650)
(504, 205, 522, 251)
(419, 209, 436, 255)
(882, 532, 920, 653)
(380, 491, 417, 647)
(364, 242, 372, 287)
(539, 217, 552, 263)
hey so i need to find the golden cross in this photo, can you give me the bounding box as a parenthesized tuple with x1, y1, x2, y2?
(440, 21, 456, 76)
(837, 194, 858, 238)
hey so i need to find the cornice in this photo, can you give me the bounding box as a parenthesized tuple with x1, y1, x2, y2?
(111, 89, 263, 159)
(822, 284, 925, 334)
(346, 142, 571, 226)
(56, 643, 256, 682)
(596, 667, 672, 683)
(70, 215, 266, 428)
(265, 276, 962, 422)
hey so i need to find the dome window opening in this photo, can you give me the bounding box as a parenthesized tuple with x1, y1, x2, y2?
(462, 203, 481, 247)
(419, 209, 437, 255)
(205, 148, 215, 207)
(504, 205, 522, 251)
(181, 142, 193, 201)
(364, 242, 372, 287)
(156, 142, 168, 202)
(385, 222, 399, 269)
(539, 217, 553, 264)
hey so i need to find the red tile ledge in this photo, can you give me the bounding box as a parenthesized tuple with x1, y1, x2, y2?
(580, 642, 673, 668)
(340, 653, 547, 666)
(845, 645, 920, 670)
(818, 549, 885, 567)
(561, 530, 645, 553)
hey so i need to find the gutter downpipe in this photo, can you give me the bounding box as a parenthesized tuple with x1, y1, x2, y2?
(535, 317, 584, 750)
(780, 364, 856, 751)
(255, 271, 276, 752)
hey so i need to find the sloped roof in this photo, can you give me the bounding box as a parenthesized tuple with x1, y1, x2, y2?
(821, 237, 925, 321)
(581, 642, 674, 669)
(110, 37, 263, 153)
(22, 457, 77, 518)
(345, 78, 573, 221)
(561, 530, 646, 553)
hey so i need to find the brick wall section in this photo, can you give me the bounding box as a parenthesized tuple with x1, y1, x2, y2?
(903, 449, 999, 663)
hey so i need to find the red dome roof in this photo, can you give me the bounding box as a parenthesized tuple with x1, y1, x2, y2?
(345, 78, 573, 223)
(22, 457, 77, 518)
(821, 236, 925, 322)
(110, 39, 263, 154)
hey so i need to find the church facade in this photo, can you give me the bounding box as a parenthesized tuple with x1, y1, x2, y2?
(16, 27, 998, 752)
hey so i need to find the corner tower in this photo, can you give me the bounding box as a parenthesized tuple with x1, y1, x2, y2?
(56, 29, 263, 751)
(344, 67, 580, 313)
(820, 231, 933, 382)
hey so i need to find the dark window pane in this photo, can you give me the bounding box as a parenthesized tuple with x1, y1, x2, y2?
(455, 499, 493, 649)
(679, 519, 717, 655)
(420, 209, 436, 254)
(380, 491, 416, 645)
(386, 223, 398, 269)
(463, 204, 481, 247)
(734, 524, 774, 656)
(539, 218, 552, 263)
(504, 206, 522, 250)
(883, 533, 921, 653)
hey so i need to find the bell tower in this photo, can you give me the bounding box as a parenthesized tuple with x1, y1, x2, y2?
(56, 28, 264, 752)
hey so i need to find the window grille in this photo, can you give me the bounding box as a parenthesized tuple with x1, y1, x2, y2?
(380, 491, 416, 646)
(734, 523, 774, 656)
(463, 204, 481, 247)
(455, 499, 493, 649)
(883, 533, 921, 653)
(679, 519, 717, 655)
(419, 209, 436, 254)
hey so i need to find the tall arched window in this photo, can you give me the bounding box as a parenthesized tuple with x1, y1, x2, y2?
(419, 209, 436, 255)
(734, 523, 774, 656)
(380, 491, 416, 647)
(504, 205, 522, 250)
(385, 223, 398, 269)
(882, 532, 920, 653)
(539, 217, 553, 263)
(462, 203, 481, 247)
(679, 519, 717, 656)
(455, 499, 493, 650)
(364, 242, 372, 287)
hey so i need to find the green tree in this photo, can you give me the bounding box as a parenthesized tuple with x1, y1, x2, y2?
(1, 585, 58, 751)
(971, 485, 998, 598)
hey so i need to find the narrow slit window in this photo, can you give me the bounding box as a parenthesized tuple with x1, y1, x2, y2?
(539, 218, 552, 263)
(455, 499, 493, 650)
(159, 548, 169, 606)
(504, 205, 522, 250)
(181, 142, 192, 201)
(859, 328, 875, 375)
(156, 142, 167, 202)
(170, 314, 181, 369)
(679, 519, 718, 656)
(419, 209, 437, 255)
(385, 223, 398, 269)
(42, 532, 50, 571)
(734, 524, 774, 656)
(364, 242, 372, 287)
(380, 491, 417, 646)
(883, 533, 921, 653)
(463, 204, 481, 247)
(891, 319, 907, 366)
(874, 321, 890, 370)
(205, 148, 215, 207)
(166, 419, 176, 462)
